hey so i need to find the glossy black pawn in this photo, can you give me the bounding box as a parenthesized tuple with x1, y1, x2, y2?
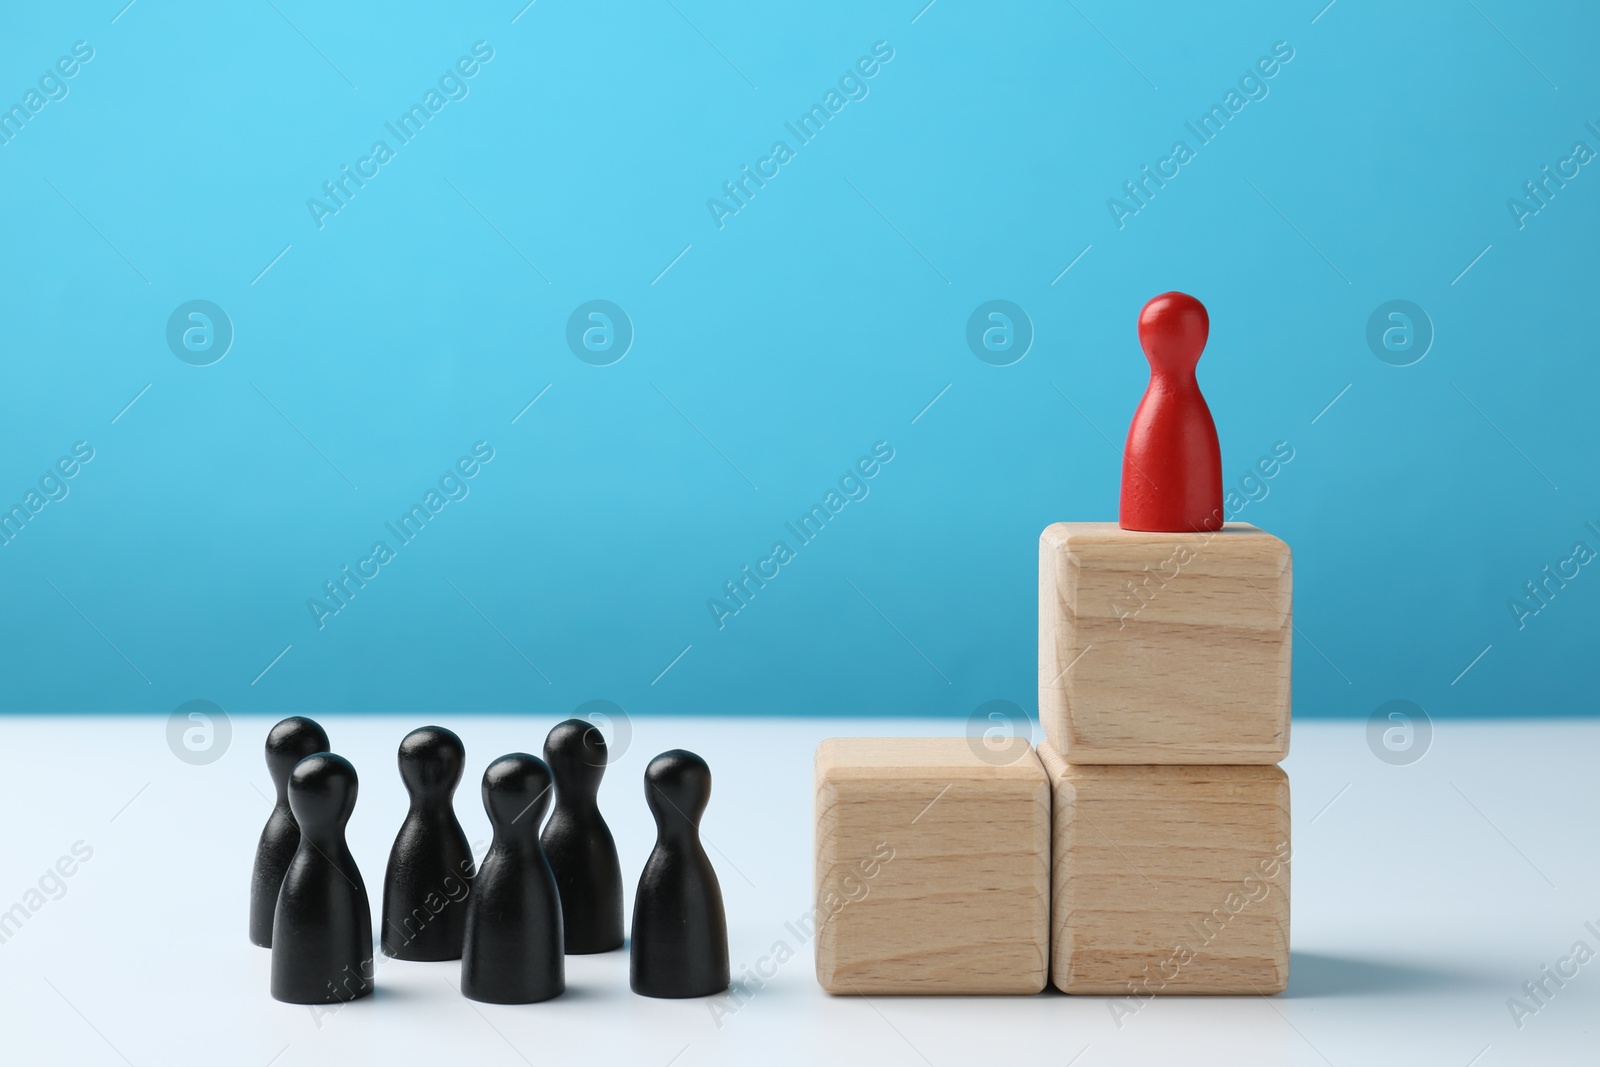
(630, 749, 729, 999)
(460, 754, 564, 1003)
(271, 753, 374, 1004)
(382, 726, 476, 961)
(249, 716, 330, 947)
(540, 719, 623, 953)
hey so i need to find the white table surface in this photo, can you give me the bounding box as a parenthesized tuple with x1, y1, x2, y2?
(1, 715, 1594, 1066)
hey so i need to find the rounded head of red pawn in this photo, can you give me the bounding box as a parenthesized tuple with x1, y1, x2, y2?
(1137, 291, 1209, 375)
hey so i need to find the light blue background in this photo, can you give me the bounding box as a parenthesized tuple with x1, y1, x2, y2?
(0, 1, 1594, 718)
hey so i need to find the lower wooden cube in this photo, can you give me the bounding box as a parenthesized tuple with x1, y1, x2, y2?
(1039, 741, 1291, 995)
(813, 737, 1049, 995)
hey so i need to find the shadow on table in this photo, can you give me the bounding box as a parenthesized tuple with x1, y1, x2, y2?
(1285, 951, 1498, 999)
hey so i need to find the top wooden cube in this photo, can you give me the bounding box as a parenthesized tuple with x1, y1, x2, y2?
(1038, 522, 1291, 764)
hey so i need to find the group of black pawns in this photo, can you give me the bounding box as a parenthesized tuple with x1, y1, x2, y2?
(249, 716, 730, 1004)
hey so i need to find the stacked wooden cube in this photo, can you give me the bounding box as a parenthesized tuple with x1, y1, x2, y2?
(814, 522, 1292, 996)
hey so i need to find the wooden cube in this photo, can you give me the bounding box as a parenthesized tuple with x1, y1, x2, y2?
(1038, 521, 1291, 764)
(813, 737, 1049, 995)
(1038, 740, 1290, 995)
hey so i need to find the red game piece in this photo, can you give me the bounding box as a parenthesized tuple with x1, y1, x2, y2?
(1119, 292, 1223, 533)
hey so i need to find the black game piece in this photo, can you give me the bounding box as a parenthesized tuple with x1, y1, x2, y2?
(249, 716, 330, 947)
(271, 753, 374, 1004)
(460, 754, 564, 1003)
(541, 718, 624, 954)
(630, 749, 729, 998)
(382, 726, 476, 961)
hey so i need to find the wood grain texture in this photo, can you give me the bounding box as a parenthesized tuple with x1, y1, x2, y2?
(1038, 741, 1290, 995)
(1038, 521, 1292, 764)
(814, 738, 1049, 995)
